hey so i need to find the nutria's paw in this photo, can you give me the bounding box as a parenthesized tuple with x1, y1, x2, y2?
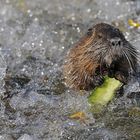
(108, 69, 115, 78)
(108, 69, 128, 84)
(93, 75, 104, 87)
(114, 72, 128, 84)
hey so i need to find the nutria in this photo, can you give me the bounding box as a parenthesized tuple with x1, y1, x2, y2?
(63, 23, 138, 90)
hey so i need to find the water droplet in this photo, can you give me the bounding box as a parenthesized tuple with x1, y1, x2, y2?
(87, 9, 91, 13)
(0, 28, 4, 32)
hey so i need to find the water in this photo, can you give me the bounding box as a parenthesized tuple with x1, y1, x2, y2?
(0, 0, 139, 139)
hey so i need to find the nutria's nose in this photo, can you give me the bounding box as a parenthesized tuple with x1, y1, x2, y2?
(110, 38, 122, 47)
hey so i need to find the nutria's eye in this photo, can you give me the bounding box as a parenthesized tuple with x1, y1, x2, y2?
(88, 28, 92, 31)
(87, 28, 93, 36)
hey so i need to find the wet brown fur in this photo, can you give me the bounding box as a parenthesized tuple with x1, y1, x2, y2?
(63, 23, 138, 90)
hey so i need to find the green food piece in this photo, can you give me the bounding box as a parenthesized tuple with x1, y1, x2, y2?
(88, 76, 122, 113)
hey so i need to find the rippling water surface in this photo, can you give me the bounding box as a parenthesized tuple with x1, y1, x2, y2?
(0, 0, 140, 139)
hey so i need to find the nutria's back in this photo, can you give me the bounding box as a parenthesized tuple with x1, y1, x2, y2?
(63, 23, 138, 90)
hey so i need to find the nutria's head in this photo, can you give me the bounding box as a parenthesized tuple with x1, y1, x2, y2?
(89, 23, 137, 71)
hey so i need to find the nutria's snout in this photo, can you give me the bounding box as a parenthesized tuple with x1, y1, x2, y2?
(110, 37, 122, 47)
(104, 37, 124, 67)
(63, 23, 138, 90)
